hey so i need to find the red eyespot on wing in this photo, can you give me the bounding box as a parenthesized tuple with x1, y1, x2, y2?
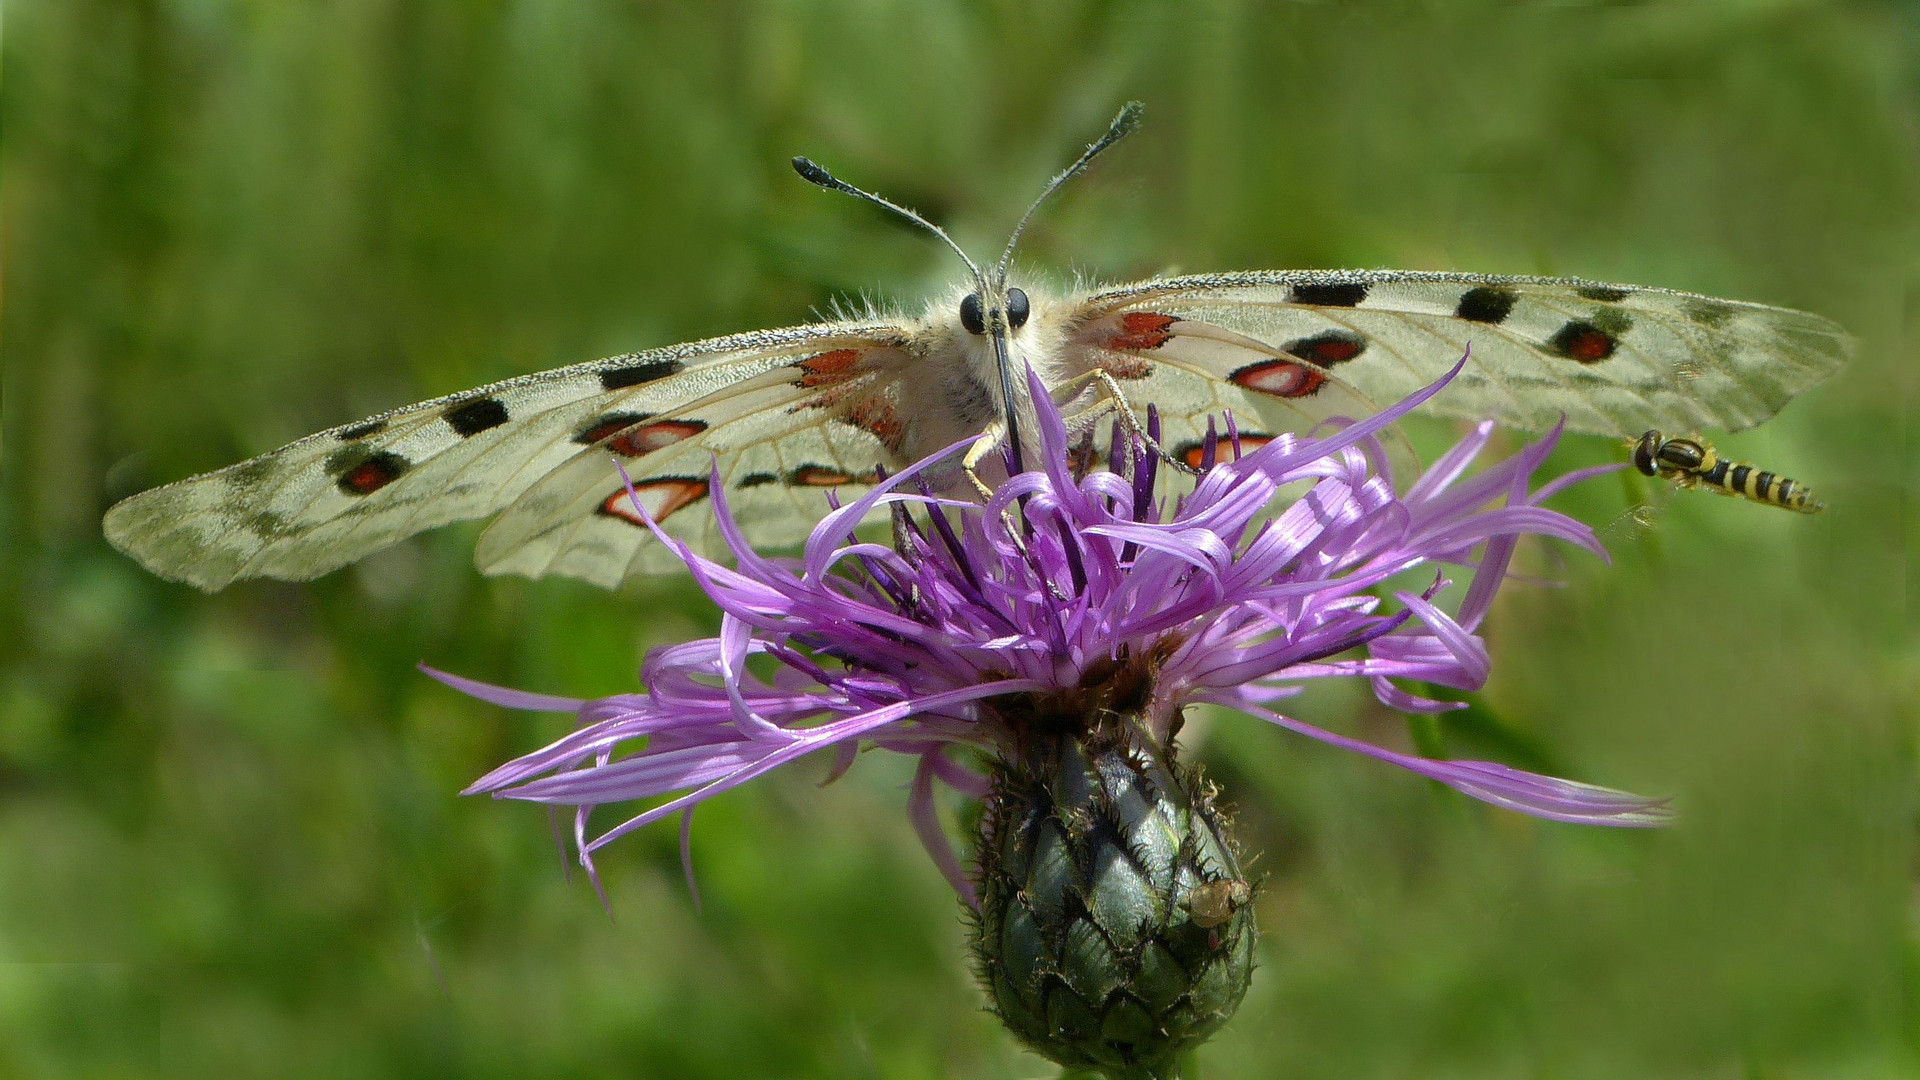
(604, 419, 707, 457)
(337, 452, 408, 496)
(576, 416, 643, 445)
(598, 477, 710, 527)
(797, 348, 865, 388)
(1284, 330, 1366, 366)
(1548, 321, 1618, 363)
(1107, 312, 1179, 351)
(843, 396, 905, 452)
(1231, 359, 1327, 399)
(1567, 329, 1611, 361)
(1178, 434, 1275, 471)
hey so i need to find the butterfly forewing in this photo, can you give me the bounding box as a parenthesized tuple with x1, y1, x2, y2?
(1088, 271, 1850, 439)
(1066, 308, 1423, 486)
(102, 323, 905, 590)
(476, 352, 911, 585)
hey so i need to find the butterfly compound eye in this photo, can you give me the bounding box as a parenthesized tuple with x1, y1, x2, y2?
(1006, 287, 1030, 329)
(959, 293, 985, 335)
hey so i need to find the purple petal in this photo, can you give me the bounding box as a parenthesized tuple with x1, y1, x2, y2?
(1218, 697, 1673, 827)
(679, 809, 702, 913)
(1393, 591, 1490, 688)
(422, 665, 585, 712)
(1369, 675, 1467, 714)
(1534, 461, 1629, 502)
(911, 752, 977, 908)
(801, 436, 981, 579)
(719, 615, 788, 740)
(1406, 420, 1494, 502)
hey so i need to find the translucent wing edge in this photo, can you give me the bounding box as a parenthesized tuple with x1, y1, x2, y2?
(1088, 269, 1852, 368)
(1083, 269, 1851, 431)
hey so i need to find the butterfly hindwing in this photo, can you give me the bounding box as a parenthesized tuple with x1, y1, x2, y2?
(1086, 271, 1850, 439)
(102, 324, 905, 590)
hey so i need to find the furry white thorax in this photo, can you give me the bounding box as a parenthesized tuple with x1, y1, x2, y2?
(895, 282, 1089, 465)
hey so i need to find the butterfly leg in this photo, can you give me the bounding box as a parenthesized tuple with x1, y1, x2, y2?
(960, 420, 1006, 500)
(1049, 368, 1204, 477)
(960, 368, 1203, 498)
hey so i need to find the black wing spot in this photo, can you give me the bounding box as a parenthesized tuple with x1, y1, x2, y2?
(738, 472, 779, 488)
(1576, 285, 1632, 303)
(788, 464, 858, 486)
(338, 420, 387, 441)
(1455, 286, 1518, 325)
(1548, 320, 1618, 363)
(1682, 299, 1737, 329)
(1588, 307, 1634, 337)
(329, 448, 410, 495)
(226, 456, 277, 490)
(444, 397, 510, 437)
(1281, 330, 1367, 366)
(599, 359, 685, 390)
(1290, 281, 1369, 307)
(248, 510, 290, 538)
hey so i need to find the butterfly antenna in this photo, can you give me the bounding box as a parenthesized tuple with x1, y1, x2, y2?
(791, 156, 984, 286)
(992, 102, 1143, 288)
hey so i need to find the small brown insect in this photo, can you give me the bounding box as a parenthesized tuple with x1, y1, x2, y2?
(1185, 878, 1253, 929)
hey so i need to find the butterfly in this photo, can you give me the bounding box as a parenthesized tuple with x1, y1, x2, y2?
(103, 105, 1850, 591)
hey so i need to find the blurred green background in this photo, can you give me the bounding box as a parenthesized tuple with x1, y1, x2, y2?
(5, 1, 1917, 1077)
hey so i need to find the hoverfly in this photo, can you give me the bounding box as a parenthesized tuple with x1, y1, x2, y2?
(1631, 430, 1823, 513)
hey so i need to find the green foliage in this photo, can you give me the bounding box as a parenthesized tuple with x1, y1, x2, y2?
(4, 1, 1916, 1077)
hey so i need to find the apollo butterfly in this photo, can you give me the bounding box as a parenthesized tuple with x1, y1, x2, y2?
(105, 105, 1848, 589)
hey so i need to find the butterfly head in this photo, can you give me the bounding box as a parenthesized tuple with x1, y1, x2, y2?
(794, 102, 1143, 475)
(922, 280, 1055, 430)
(958, 286, 1030, 336)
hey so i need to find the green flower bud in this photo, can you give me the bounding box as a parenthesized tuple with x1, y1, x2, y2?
(971, 713, 1256, 1079)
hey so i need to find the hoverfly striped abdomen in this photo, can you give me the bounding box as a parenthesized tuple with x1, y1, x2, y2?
(1631, 430, 1822, 514)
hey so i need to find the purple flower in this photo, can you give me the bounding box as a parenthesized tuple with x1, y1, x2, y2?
(429, 356, 1671, 905)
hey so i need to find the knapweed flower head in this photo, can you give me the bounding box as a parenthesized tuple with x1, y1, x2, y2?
(430, 356, 1669, 1077)
(437, 359, 1667, 885)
